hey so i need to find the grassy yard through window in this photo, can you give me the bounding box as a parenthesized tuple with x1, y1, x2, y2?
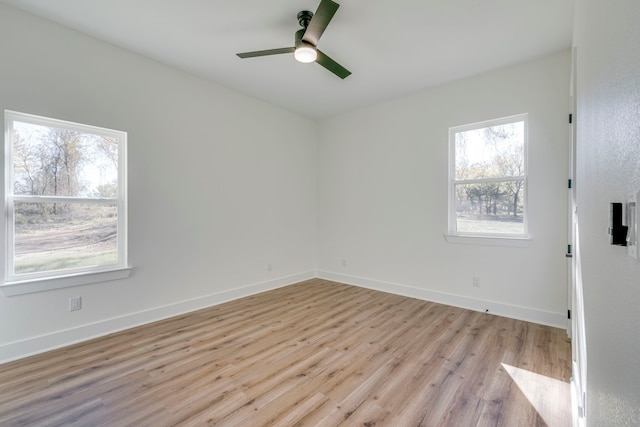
(14, 207, 117, 274)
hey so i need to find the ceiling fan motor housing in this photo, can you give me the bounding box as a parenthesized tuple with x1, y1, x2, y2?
(295, 10, 316, 61)
(295, 29, 310, 47)
(297, 10, 314, 28)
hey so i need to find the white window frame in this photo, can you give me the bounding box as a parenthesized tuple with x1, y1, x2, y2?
(1, 111, 130, 295)
(445, 114, 530, 247)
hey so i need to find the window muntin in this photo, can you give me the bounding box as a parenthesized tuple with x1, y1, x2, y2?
(4, 111, 127, 284)
(449, 114, 528, 238)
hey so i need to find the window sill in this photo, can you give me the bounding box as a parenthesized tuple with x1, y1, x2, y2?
(443, 234, 531, 247)
(0, 267, 132, 296)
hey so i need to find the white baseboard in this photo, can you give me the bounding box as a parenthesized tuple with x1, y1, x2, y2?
(317, 270, 567, 329)
(1, 269, 567, 364)
(0, 271, 315, 364)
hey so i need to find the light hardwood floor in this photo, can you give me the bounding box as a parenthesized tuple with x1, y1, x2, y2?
(0, 279, 572, 426)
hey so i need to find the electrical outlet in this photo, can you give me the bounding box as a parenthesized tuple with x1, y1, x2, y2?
(69, 297, 82, 312)
(473, 276, 480, 287)
(341, 259, 347, 267)
(267, 263, 273, 272)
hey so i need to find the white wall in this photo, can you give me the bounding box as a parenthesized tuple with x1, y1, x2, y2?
(0, 4, 317, 362)
(573, 0, 640, 424)
(317, 51, 571, 327)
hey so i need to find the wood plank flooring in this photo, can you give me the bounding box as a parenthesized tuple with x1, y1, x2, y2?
(0, 279, 572, 426)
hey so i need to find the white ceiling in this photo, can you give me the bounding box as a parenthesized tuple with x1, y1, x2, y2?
(1, 0, 574, 119)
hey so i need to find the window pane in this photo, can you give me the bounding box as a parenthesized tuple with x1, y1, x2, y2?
(14, 202, 118, 274)
(454, 181, 524, 234)
(455, 121, 524, 180)
(12, 121, 118, 197)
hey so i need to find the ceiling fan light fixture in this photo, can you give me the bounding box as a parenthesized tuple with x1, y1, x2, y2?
(294, 44, 317, 63)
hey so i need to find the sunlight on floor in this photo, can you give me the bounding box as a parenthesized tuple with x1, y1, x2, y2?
(502, 363, 571, 427)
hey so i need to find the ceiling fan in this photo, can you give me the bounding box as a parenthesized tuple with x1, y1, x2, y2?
(236, 0, 351, 79)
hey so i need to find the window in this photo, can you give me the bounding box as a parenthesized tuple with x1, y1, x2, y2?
(448, 114, 528, 239)
(3, 111, 128, 293)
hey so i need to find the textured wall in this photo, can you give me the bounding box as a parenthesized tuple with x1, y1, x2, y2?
(573, 0, 640, 424)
